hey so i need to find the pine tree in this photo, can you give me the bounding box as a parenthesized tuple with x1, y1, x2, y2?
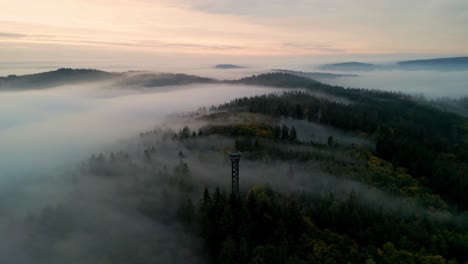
(290, 127, 297, 141)
(273, 126, 281, 141)
(295, 104, 304, 119)
(281, 125, 289, 141)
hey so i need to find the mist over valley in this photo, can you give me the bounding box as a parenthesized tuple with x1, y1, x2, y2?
(2, 0, 468, 261)
(1, 67, 467, 263)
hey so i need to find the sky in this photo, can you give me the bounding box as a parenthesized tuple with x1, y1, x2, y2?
(0, 0, 467, 66)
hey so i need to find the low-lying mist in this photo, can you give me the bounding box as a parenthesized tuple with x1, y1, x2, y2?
(1, 68, 467, 263)
(320, 70, 468, 99)
(0, 79, 294, 263)
(279, 118, 372, 147)
(0, 81, 285, 179)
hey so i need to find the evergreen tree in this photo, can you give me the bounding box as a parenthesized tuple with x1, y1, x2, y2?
(289, 127, 297, 141)
(281, 125, 289, 141)
(295, 104, 304, 119)
(273, 126, 281, 141)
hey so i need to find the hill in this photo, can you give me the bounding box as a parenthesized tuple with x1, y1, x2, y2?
(214, 64, 246, 69)
(0, 69, 217, 90)
(119, 72, 215, 87)
(397, 56, 468, 70)
(319, 62, 379, 71)
(0, 68, 117, 90)
(319, 57, 468, 71)
(272, 69, 358, 79)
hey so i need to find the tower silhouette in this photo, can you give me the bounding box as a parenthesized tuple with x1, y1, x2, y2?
(229, 152, 241, 197)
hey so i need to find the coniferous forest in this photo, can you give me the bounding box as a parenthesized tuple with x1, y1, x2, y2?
(2, 72, 468, 264)
(142, 74, 468, 263)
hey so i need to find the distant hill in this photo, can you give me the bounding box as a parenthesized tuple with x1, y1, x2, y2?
(119, 73, 215, 87)
(272, 69, 358, 79)
(0, 68, 117, 90)
(214, 64, 246, 69)
(232, 72, 320, 88)
(319, 57, 468, 71)
(397, 57, 468, 70)
(319, 62, 379, 71)
(0, 69, 217, 90)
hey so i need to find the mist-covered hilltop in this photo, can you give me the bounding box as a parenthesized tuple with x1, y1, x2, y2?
(397, 57, 468, 70)
(319, 62, 379, 71)
(320, 56, 468, 71)
(0, 69, 216, 90)
(272, 69, 358, 79)
(214, 64, 246, 69)
(0, 68, 355, 92)
(118, 72, 216, 87)
(0, 68, 117, 90)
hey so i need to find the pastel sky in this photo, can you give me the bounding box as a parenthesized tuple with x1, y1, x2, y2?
(1, 0, 467, 64)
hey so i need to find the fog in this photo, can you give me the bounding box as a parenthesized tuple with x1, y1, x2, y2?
(0, 82, 285, 179)
(320, 70, 468, 99)
(0, 79, 295, 263)
(279, 118, 372, 148)
(3, 60, 468, 99)
(1, 69, 465, 262)
(202, 67, 468, 99)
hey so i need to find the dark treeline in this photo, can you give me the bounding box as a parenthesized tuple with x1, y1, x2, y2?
(120, 72, 216, 88)
(216, 74, 468, 210)
(232, 72, 408, 102)
(177, 186, 467, 264)
(431, 97, 468, 118)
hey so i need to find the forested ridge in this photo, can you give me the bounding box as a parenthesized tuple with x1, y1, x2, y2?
(0, 68, 116, 89)
(172, 73, 468, 263)
(128, 118, 468, 263)
(226, 73, 468, 210)
(146, 74, 468, 263)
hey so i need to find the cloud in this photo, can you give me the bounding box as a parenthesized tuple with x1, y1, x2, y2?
(49, 38, 244, 51)
(282, 43, 346, 53)
(0, 31, 246, 53)
(0, 32, 27, 38)
(1, 0, 468, 59)
(174, 0, 312, 17)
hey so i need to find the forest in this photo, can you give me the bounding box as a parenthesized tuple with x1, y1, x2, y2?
(225, 73, 468, 210)
(2, 73, 467, 264)
(185, 74, 468, 263)
(135, 74, 468, 263)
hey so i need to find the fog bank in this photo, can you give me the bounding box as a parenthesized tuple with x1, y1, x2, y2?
(0, 82, 285, 179)
(321, 70, 468, 99)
